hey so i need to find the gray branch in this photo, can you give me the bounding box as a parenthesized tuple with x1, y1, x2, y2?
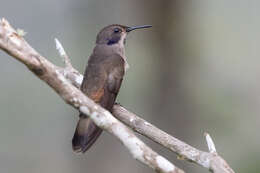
(112, 105, 234, 173)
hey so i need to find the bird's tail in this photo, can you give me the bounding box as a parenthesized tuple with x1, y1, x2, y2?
(72, 114, 102, 153)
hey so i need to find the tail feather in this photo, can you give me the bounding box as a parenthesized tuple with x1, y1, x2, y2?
(72, 116, 102, 153)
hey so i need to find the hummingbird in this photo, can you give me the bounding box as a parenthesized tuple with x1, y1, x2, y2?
(72, 24, 152, 153)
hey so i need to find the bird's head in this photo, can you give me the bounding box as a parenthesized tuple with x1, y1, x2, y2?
(96, 24, 152, 46)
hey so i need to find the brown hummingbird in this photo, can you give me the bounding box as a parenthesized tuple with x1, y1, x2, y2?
(72, 24, 152, 153)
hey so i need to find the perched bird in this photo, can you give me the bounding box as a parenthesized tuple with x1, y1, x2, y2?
(72, 24, 152, 153)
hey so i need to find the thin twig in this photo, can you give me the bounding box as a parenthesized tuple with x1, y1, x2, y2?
(54, 38, 83, 88)
(55, 38, 72, 68)
(204, 132, 217, 154)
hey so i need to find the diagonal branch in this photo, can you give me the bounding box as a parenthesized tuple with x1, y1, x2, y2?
(112, 105, 234, 173)
(0, 18, 184, 173)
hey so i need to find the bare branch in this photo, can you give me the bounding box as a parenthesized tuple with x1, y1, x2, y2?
(55, 38, 72, 69)
(0, 18, 184, 173)
(54, 38, 83, 88)
(112, 105, 234, 173)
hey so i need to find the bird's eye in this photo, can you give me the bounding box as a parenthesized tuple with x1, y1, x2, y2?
(114, 28, 121, 33)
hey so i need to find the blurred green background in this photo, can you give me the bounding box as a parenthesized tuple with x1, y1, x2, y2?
(0, 0, 259, 172)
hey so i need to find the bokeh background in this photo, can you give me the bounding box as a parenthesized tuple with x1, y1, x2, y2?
(0, 0, 259, 172)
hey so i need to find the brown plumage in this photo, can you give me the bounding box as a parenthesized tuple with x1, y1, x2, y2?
(72, 24, 152, 153)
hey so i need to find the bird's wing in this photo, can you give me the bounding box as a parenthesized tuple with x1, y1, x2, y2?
(98, 54, 125, 110)
(72, 54, 125, 153)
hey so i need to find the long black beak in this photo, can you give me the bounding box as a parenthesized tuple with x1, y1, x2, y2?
(126, 25, 152, 32)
